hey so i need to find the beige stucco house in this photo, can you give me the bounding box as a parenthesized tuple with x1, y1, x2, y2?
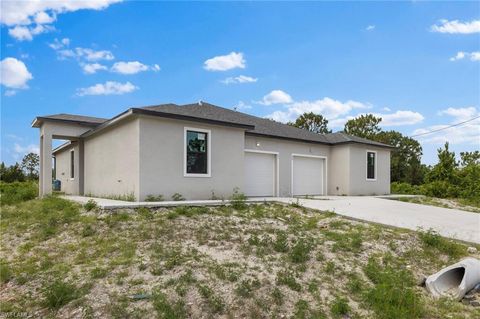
(32, 102, 392, 201)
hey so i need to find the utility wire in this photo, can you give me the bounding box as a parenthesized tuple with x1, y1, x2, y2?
(410, 115, 480, 138)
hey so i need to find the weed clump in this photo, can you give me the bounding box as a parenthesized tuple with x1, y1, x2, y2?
(83, 199, 97, 212)
(42, 279, 79, 310)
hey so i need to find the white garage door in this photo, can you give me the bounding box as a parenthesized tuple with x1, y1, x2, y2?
(292, 156, 325, 196)
(244, 151, 276, 197)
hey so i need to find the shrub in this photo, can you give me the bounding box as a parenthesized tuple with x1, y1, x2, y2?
(0, 181, 38, 205)
(289, 238, 312, 263)
(83, 199, 97, 212)
(145, 194, 164, 202)
(390, 182, 420, 195)
(171, 193, 185, 201)
(42, 279, 79, 309)
(420, 181, 459, 198)
(230, 187, 247, 210)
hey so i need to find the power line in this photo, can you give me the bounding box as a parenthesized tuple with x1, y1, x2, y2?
(410, 115, 480, 138)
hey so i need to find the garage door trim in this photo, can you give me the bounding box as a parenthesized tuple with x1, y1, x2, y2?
(245, 149, 279, 196)
(291, 154, 328, 196)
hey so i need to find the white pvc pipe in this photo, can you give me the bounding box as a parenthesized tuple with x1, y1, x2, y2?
(426, 257, 480, 300)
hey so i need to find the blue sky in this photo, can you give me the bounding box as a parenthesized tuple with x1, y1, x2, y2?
(1, 1, 479, 165)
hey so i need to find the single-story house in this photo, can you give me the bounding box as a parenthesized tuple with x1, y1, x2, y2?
(32, 102, 392, 200)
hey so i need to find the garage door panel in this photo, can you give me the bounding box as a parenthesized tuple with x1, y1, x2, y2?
(244, 152, 275, 197)
(293, 156, 324, 196)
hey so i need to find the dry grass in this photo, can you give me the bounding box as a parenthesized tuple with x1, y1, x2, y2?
(1, 196, 479, 318)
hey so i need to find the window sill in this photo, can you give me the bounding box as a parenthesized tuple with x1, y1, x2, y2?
(366, 178, 376, 182)
(184, 173, 211, 178)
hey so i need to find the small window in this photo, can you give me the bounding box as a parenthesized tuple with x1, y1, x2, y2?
(186, 130, 208, 174)
(367, 151, 375, 180)
(70, 150, 75, 179)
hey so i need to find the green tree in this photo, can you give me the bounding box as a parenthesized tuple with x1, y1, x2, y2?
(376, 131, 424, 185)
(288, 112, 332, 134)
(458, 151, 480, 202)
(427, 142, 458, 183)
(21, 152, 39, 180)
(0, 162, 26, 183)
(344, 114, 382, 139)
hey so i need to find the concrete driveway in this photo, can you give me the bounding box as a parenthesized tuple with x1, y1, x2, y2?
(276, 196, 480, 244)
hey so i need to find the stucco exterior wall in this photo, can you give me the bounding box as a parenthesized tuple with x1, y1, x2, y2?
(244, 135, 330, 197)
(138, 116, 245, 200)
(348, 144, 391, 195)
(54, 143, 79, 195)
(83, 117, 140, 199)
(328, 144, 350, 195)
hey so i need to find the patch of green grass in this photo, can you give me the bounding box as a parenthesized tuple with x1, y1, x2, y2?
(276, 269, 301, 291)
(90, 266, 109, 279)
(271, 287, 284, 305)
(197, 283, 224, 313)
(145, 194, 164, 202)
(152, 290, 186, 319)
(273, 230, 289, 253)
(293, 299, 326, 319)
(363, 256, 424, 319)
(83, 199, 98, 212)
(0, 181, 38, 205)
(235, 278, 260, 298)
(0, 259, 12, 283)
(330, 297, 350, 318)
(289, 237, 312, 263)
(230, 187, 247, 211)
(42, 279, 80, 310)
(418, 229, 466, 259)
(324, 261, 335, 274)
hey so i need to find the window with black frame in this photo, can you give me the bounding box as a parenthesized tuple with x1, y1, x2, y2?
(367, 151, 375, 180)
(186, 130, 208, 174)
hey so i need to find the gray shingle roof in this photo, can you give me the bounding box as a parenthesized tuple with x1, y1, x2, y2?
(34, 102, 392, 148)
(32, 113, 107, 127)
(139, 102, 392, 148)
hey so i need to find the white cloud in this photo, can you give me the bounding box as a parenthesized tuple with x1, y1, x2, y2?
(8, 24, 53, 41)
(222, 75, 258, 84)
(258, 90, 293, 106)
(1, 0, 122, 40)
(76, 81, 137, 96)
(14, 143, 39, 156)
(204, 52, 246, 71)
(266, 96, 370, 122)
(366, 25, 375, 31)
(449, 51, 480, 61)
(233, 101, 252, 111)
(111, 61, 148, 74)
(82, 63, 108, 74)
(431, 19, 480, 34)
(412, 107, 480, 145)
(382, 107, 391, 112)
(0, 57, 33, 89)
(374, 110, 424, 126)
(75, 48, 114, 61)
(49, 37, 70, 50)
(152, 64, 161, 72)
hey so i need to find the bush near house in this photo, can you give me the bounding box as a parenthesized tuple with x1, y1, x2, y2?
(391, 144, 479, 208)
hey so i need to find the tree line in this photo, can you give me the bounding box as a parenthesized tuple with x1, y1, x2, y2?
(0, 152, 39, 183)
(288, 112, 479, 204)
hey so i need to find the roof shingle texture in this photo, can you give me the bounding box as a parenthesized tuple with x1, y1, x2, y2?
(140, 102, 391, 148)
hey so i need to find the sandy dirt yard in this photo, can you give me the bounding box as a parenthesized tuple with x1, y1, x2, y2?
(1, 196, 479, 318)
